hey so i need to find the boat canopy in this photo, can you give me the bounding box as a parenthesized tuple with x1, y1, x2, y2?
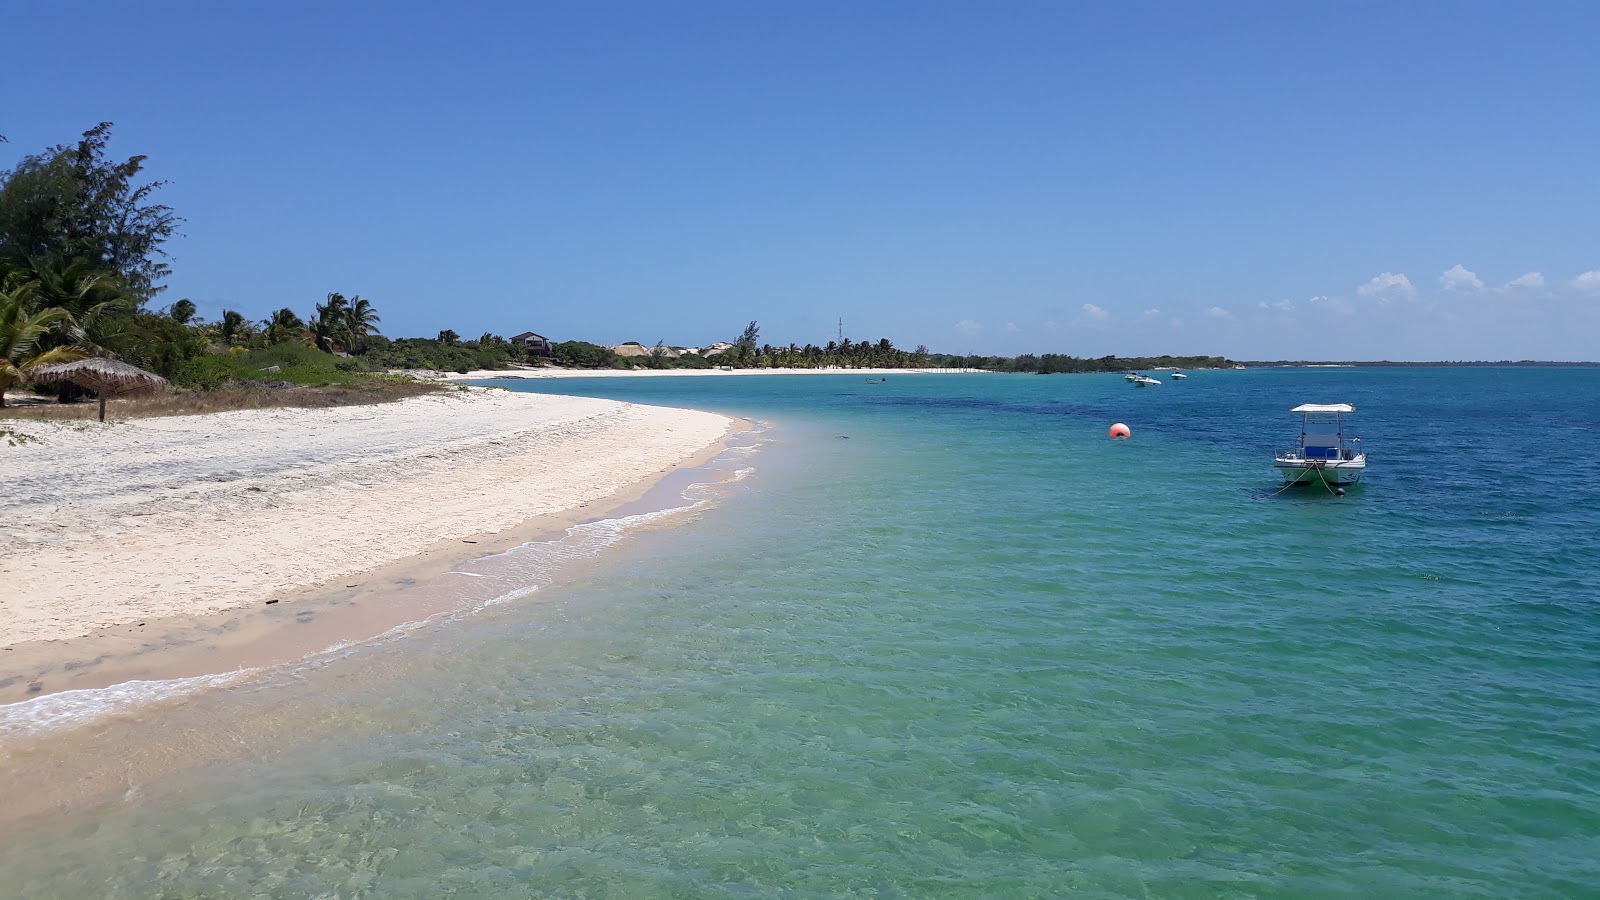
(1291, 403, 1355, 414)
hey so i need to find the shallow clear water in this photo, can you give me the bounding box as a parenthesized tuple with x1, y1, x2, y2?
(3, 368, 1598, 897)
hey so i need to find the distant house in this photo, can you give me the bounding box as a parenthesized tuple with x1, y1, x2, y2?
(510, 332, 553, 356)
(701, 341, 736, 356)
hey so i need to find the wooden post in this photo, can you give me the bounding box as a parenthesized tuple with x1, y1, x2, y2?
(98, 395, 106, 422)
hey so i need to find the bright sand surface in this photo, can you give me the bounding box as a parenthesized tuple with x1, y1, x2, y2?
(1, 388, 735, 650)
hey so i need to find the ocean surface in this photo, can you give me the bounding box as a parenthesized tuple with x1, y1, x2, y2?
(3, 367, 1598, 897)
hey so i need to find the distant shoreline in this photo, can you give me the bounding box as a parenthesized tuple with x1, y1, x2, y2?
(425, 360, 1600, 380)
(432, 366, 988, 380)
(1239, 360, 1600, 367)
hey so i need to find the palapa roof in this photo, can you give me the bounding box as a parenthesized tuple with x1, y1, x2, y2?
(25, 357, 170, 396)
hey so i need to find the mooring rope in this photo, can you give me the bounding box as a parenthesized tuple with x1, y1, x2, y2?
(1269, 460, 1348, 497)
(1269, 473, 1302, 497)
(1313, 462, 1340, 496)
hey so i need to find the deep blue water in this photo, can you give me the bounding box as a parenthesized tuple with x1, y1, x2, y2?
(2, 367, 1597, 897)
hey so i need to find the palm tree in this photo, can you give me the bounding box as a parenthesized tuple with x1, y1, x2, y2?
(647, 340, 668, 369)
(1, 284, 86, 407)
(169, 298, 198, 324)
(312, 292, 351, 352)
(261, 307, 306, 345)
(342, 295, 381, 353)
(25, 258, 130, 354)
(218, 309, 255, 346)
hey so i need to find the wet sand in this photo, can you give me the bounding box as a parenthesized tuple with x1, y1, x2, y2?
(2, 388, 739, 698)
(0, 431, 762, 826)
(0, 438, 748, 705)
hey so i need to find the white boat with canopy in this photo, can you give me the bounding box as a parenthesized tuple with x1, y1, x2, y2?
(1274, 403, 1366, 487)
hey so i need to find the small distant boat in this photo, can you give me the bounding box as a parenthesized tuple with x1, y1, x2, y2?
(1132, 375, 1162, 387)
(1170, 371, 1187, 380)
(1124, 372, 1139, 382)
(1274, 403, 1366, 487)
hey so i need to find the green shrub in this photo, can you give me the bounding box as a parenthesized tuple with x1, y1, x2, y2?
(169, 343, 375, 389)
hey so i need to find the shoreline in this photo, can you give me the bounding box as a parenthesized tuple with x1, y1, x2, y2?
(1, 388, 742, 701)
(433, 366, 987, 380)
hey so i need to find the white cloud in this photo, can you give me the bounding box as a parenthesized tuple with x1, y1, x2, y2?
(1004, 322, 1021, 333)
(1204, 306, 1233, 319)
(1440, 264, 1483, 290)
(1573, 270, 1600, 291)
(1506, 271, 1545, 288)
(953, 319, 983, 335)
(1258, 299, 1294, 312)
(1357, 271, 1416, 298)
(1080, 303, 1109, 321)
(1044, 320, 1058, 329)
(1140, 308, 1161, 319)
(1308, 294, 1355, 314)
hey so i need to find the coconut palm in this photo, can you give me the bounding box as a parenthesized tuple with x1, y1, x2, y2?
(1, 284, 86, 407)
(312, 292, 351, 352)
(343, 295, 381, 353)
(24, 257, 130, 354)
(169, 298, 198, 324)
(261, 307, 307, 345)
(218, 309, 256, 346)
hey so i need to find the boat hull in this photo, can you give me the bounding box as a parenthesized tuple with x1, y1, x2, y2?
(1274, 456, 1366, 487)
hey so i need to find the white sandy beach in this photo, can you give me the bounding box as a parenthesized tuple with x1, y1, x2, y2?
(0, 389, 734, 647)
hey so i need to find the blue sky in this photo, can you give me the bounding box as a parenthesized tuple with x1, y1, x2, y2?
(4, 1, 1597, 360)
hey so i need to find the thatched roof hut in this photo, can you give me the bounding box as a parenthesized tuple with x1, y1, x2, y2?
(25, 357, 170, 422)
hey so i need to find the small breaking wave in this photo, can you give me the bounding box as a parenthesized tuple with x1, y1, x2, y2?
(0, 459, 758, 743)
(0, 671, 256, 740)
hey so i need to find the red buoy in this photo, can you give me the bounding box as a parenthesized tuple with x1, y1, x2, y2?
(1109, 422, 1131, 439)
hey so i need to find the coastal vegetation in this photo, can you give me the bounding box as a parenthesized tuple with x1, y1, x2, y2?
(2, 123, 1240, 417)
(928, 353, 1235, 373)
(0, 124, 481, 413)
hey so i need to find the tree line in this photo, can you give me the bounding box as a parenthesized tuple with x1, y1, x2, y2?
(542, 321, 1236, 374)
(4, 123, 1238, 404)
(0, 124, 547, 398)
(931, 353, 1235, 373)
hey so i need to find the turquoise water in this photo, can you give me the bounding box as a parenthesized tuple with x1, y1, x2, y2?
(4, 368, 1599, 897)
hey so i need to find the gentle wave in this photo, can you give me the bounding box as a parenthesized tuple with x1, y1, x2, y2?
(0, 465, 755, 741)
(0, 671, 256, 741)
